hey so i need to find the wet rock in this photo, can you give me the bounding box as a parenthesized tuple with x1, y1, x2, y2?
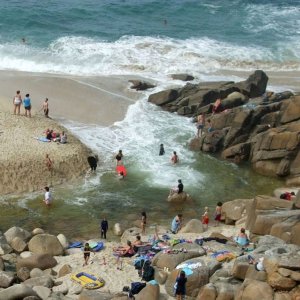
(148, 89, 179, 106)
(167, 191, 189, 203)
(171, 74, 194, 81)
(129, 80, 155, 90)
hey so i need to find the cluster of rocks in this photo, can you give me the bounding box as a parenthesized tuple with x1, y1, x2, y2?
(147, 70, 300, 184)
(0, 226, 85, 300)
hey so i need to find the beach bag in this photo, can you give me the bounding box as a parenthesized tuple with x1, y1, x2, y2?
(134, 258, 145, 270)
(130, 282, 146, 295)
(142, 261, 155, 282)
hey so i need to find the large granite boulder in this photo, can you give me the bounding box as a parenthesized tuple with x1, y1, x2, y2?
(281, 96, 300, 124)
(0, 284, 38, 300)
(235, 279, 273, 300)
(4, 226, 31, 245)
(16, 253, 57, 271)
(233, 70, 268, 98)
(179, 219, 204, 233)
(148, 89, 179, 106)
(222, 142, 252, 162)
(0, 235, 13, 255)
(152, 248, 205, 271)
(201, 130, 226, 153)
(167, 191, 189, 203)
(129, 80, 155, 91)
(23, 275, 54, 288)
(28, 234, 64, 256)
(165, 262, 210, 297)
(196, 283, 217, 300)
(135, 282, 159, 300)
(171, 74, 194, 81)
(221, 198, 252, 224)
(57, 233, 69, 249)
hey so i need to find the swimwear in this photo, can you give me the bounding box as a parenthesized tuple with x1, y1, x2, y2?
(116, 154, 122, 161)
(214, 213, 221, 221)
(202, 216, 209, 225)
(14, 96, 21, 105)
(25, 105, 31, 110)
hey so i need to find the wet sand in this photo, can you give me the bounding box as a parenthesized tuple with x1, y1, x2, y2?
(0, 71, 143, 126)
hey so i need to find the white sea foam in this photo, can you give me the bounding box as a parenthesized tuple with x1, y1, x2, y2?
(64, 95, 204, 191)
(0, 35, 299, 79)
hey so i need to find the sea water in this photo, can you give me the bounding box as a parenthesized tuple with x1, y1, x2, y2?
(0, 0, 298, 237)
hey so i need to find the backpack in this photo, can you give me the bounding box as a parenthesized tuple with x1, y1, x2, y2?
(142, 261, 155, 282)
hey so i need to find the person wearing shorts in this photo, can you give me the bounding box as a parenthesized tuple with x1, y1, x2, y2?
(214, 202, 222, 226)
(23, 93, 31, 117)
(13, 90, 22, 115)
(83, 243, 94, 266)
(44, 187, 52, 207)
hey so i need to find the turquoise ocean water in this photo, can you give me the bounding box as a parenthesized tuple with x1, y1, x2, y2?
(0, 0, 299, 238)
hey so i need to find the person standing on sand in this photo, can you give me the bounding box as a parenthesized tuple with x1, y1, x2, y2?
(44, 186, 52, 206)
(13, 90, 22, 115)
(83, 242, 95, 266)
(214, 202, 223, 226)
(171, 214, 183, 234)
(23, 93, 32, 117)
(45, 154, 53, 171)
(42, 98, 49, 118)
(197, 113, 205, 138)
(100, 217, 108, 239)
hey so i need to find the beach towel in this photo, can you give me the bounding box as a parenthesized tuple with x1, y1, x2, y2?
(36, 137, 51, 142)
(181, 267, 193, 276)
(176, 262, 202, 270)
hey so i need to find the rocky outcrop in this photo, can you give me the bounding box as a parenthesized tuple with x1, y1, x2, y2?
(128, 80, 155, 91)
(148, 70, 300, 182)
(167, 191, 190, 203)
(171, 74, 195, 81)
(16, 254, 57, 271)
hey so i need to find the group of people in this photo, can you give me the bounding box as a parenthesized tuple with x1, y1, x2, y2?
(45, 128, 67, 143)
(13, 90, 50, 118)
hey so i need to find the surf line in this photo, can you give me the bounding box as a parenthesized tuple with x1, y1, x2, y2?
(70, 79, 136, 103)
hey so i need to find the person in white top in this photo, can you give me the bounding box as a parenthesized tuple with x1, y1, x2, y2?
(13, 90, 22, 115)
(44, 186, 53, 206)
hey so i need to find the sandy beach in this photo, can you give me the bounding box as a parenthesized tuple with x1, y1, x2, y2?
(0, 71, 142, 126)
(0, 71, 146, 195)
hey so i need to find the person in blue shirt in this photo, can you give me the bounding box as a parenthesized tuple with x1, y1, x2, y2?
(23, 93, 31, 117)
(171, 214, 183, 234)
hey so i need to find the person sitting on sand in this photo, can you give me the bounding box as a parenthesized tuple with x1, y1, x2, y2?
(171, 214, 183, 234)
(234, 228, 250, 247)
(83, 242, 95, 266)
(132, 235, 144, 252)
(115, 150, 123, 165)
(44, 186, 52, 207)
(45, 154, 53, 171)
(46, 129, 53, 140)
(171, 151, 179, 164)
(113, 240, 135, 270)
(59, 131, 67, 144)
(13, 90, 22, 115)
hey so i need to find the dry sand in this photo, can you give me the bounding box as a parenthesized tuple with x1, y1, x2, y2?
(0, 71, 143, 195)
(53, 224, 240, 299)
